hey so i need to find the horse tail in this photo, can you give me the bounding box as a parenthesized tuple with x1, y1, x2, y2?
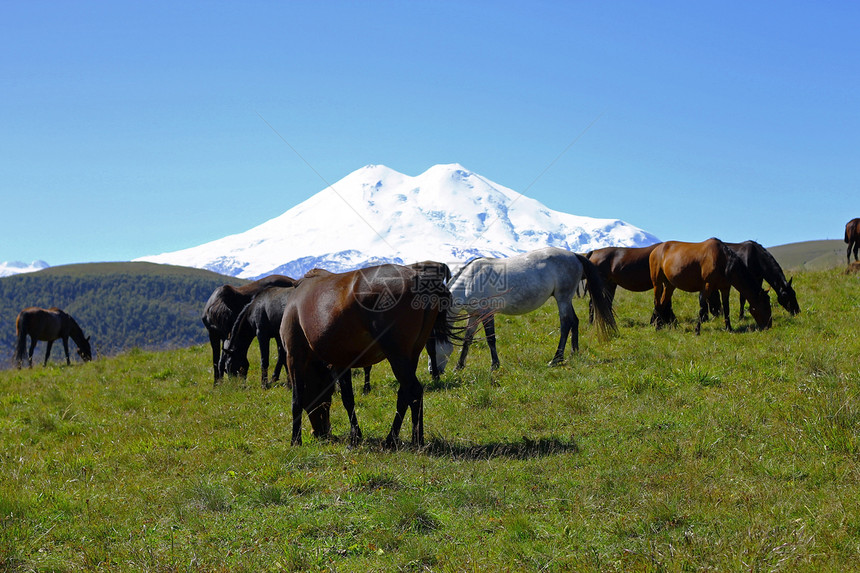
(15, 312, 27, 367)
(846, 221, 852, 244)
(576, 253, 617, 340)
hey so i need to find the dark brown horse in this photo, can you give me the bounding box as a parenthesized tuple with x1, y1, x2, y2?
(360, 260, 452, 394)
(650, 238, 772, 334)
(702, 240, 799, 320)
(846, 218, 860, 264)
(280, 264, 453, 447)
(586, 243, 661, 322)
(202, 274, 295, 384)
(15, 307, 93, 368)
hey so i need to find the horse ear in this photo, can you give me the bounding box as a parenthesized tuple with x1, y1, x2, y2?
(788, 277, 793, 287)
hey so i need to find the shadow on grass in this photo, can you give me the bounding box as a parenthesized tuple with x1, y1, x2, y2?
(322, 434, 580, 460)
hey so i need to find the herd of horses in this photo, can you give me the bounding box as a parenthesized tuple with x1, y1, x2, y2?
(15, 218, 860, 447)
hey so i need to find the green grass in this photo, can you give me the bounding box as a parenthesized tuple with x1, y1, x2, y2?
(1, 267, 859, 571)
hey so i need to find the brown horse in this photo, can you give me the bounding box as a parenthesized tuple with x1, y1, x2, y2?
(202, 274, 295, 384)
(15, 307, 93, 368)
(360, 260, 452, 393)
(280, 264, 453, 447)
(845, 218, 860, 264)
(586, 243, 661, 322)
(650, 238, 772, 334)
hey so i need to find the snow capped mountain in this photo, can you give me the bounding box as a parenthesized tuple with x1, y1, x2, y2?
(0, 260, 49, 278)
(136, 163, 660, 279)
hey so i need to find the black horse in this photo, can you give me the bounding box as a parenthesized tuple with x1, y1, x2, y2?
(15, 307, 93, 368)
(202, 274, 295, 385)
(221, 285, 294, 389)
(702, 240, 799, 320)
(846, 218, 860, 264)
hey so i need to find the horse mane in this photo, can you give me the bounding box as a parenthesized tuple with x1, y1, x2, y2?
(744, 241, 790, 291)
(448, 257, 486, 285)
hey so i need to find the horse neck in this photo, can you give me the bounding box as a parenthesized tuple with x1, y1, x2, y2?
(749, 243, 789, 290)
(725, 250, 762, 298)
(228, 305, 258, 352)
(66, 317, 86, 345)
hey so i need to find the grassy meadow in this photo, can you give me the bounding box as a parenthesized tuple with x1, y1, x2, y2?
(1, 266, 859, 571)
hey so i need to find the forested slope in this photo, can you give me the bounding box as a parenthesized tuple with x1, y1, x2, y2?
(0, 262, 244, 367)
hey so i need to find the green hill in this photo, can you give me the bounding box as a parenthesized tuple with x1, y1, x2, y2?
(0, 262, 244, 368)
(767, 239, 847, 271)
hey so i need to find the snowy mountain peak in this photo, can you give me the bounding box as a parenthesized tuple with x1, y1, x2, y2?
(0, 260, 50, 278)
(136, 164, 660, 279)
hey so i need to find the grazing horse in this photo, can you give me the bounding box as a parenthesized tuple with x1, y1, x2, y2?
(586, 243, 661, 322)
(360, 260, 452, 394)
(280, 264, 453, 447)
(202, 274, 295, 385)
(846, 218, 860, 264)
(437, 246, 616, 372)
(221, 285, 295, 389)
(649, 238, 772, 334)
(15, 307, 93, 368)
(703, 240, 800, 320)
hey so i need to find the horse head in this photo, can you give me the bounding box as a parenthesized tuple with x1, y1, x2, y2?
(432, 337, 455, 375)
(777, 277, 800, 315)
(77, 336, 93, 362)
(747, 290, 773, 330)
(221, 338, 249, 378)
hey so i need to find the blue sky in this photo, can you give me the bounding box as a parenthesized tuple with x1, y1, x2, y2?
(3, 1, 858, 266)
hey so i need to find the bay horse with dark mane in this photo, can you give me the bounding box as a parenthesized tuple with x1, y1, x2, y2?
(846, 218, 860, 264)
(586, 243, 661, 322)
(15, 307, 93, 368)
(650, 238, 772, 334)
(360, 260, 452, 394)
(202, 274, 295, 384)
(703, 240, 799, 320)
(280, 264, 453, 447)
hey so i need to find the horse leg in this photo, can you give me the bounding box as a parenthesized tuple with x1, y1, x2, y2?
(208, 331, 222, 385)
(336, 369, 362, 444)
(854, 241, 859, 262)
(385, 359, 424, 448)
(61, 336, 71, 365)
(738, 292, 746, 320)
(455, 314, 481, 370)
(28, 339, 37, 368)
(272, 340, 287, 387)
(721, 288, 732, 331)
(363, 366, 372, 394)
(43, 340, 54, 366)
(482, 314, 501, 370)
(259, 334, 270, 390)
(551, 298, 577, 365)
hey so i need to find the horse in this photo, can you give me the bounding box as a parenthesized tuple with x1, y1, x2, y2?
(360, 260, 452, 394)
(280, 263, 453, 447)
(436, 246, 616, 373)
(585, 243, 661, 322)
(202, 274, 295, 385)
(845, 218, 860, 264)
(221, 285, 295, 389)
(15, 307, 93, 368)
(702, 240, 799, 320)
(649, 238, 772, 334)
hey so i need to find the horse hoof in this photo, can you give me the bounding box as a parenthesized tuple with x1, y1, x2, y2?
(548, 358, 565, 367)
(491, 362, 501, 371)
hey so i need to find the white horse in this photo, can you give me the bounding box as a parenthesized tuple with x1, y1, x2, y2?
(436, 246, 616, 372)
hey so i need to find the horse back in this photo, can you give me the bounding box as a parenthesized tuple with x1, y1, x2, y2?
(590, 244, 660, 292)
(16, 307, 64, 340)
(651, 239, 729, 292)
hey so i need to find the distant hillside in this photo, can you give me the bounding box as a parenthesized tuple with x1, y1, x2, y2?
(0, 262, 244, 369)
(768, 240, 846, 271)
